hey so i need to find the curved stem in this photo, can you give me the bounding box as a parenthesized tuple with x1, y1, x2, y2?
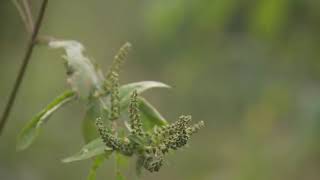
(0, 0, 49, 135)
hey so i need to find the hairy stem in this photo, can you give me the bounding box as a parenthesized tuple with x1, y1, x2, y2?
(0, 0, 49, 135)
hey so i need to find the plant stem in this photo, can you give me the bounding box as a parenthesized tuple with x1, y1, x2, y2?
(0, 0, 49, 135)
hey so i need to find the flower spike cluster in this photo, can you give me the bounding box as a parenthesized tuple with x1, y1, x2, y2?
(95, 90, 204, 172)
(93, 42, 204, 173)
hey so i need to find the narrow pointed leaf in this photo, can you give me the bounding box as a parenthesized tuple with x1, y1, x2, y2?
(87, 155, 104, 180)
(124, 97, 168, 132)
(87, 153, 111, 180)
(115, 152, 128, 180)
(17, 91, 76, 151)
(138, 97, 168, 129)
(119, 81, 170, 103)
(62, 138, 112, 163)
(82, 100, 109, 143)
(119, 81, 170, 129)
(116, 172, 126, 180)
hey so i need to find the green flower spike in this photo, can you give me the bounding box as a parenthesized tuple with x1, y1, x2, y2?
(104, 42, 131, 93)
(95, 117, 133, 156)
(129, 90, 145, 137)
(109, 72, 120, 121)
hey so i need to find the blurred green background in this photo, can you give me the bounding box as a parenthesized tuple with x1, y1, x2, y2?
(1, 0, 320, 179)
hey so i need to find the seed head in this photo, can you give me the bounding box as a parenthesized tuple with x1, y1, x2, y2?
(186, 121, 205, 135)
(129, 90, 145, 137)
(95, 117, 133, 155)
(109, 72, 120, 121)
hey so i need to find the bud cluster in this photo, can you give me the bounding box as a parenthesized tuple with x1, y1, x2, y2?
(95, 42, 204, 173)
(95, 90, 204, 172)
(95, 118, 133, 155)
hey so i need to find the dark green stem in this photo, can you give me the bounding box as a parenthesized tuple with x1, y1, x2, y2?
(0, 0, 49, 135)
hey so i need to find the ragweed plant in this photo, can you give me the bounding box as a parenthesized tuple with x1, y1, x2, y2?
(16, 40, 204, 178)
(96, 90, 204, 172)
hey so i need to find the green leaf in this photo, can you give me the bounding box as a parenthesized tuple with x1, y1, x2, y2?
(125, 97, 168, 132)
(138, 97, 168, 129)
(119, 81, 170, 103)
(115, 152, 128, 180)
(16, 91, 76, 151)
(62, 138, 112, 163)
(119, 81, 170, 130)
(116, 172, 126, 180)
(82, 99, 109, 143)
(82, 110, 100, 143)
(87, 155, 106, 180)
(87, 151, 112, 180)
(71, 81, 169, 163)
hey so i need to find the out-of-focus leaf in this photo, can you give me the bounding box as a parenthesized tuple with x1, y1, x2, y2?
(145, 0, 186, 40)
(194, 0, 237, 32)
(49, 40, 104, 98)
(116, 172, 125, 180)
(249, 0, 289, 38)
(87, 155, 105, 180)
(115, 152, 128, 180)
(86, 151, 112, 180)
(119, 81, 170, 104)
(16, 91, 76, 151)
(62, 138, 112, 163)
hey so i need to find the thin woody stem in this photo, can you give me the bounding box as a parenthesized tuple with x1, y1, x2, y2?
(0, 0, 49, 135)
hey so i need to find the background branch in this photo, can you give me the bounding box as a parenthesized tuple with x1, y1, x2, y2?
(0, 0, 49, 135)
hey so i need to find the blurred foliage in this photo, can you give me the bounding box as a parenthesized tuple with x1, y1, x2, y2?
(1, 0, 320, 180)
